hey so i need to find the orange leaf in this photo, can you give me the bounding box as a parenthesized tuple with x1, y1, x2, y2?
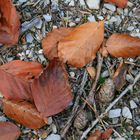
(0, 60, 43, 101)
(112, 62, 127, 91)
(87, 130, 102, 140)
(104, 0, 128, 8)
(3, 99, 46, 129)
(99, 39, 108, 57)
(0, 121, 21, 140)
(58, 21, 104, 68)
(106, 33, 140, 58)
(101, 128, 113, 139)
(0, 0, 20, 45)
(42, 28, 72, 60)
(31, 59, 73, 117)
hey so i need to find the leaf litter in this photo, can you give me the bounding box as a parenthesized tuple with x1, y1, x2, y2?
(0, 0, 140, 140)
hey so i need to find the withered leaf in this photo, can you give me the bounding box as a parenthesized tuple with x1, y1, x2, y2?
(112, 62, 127, 91)
(0, 60, 43, 101)
(3, 99, 46, 129)
(106, 34, 140, 58)
(31, 59, 73, 117)
(0, 0, 20, 45)
(58, 21, 104, 68)
(87, 130, 102, 140)
(101, 128, 113, 139)
(0, 121, 21, 140)
(42, 28, 72, 60)
(104, 0, 128, 8)
(99, 39, 108, 57)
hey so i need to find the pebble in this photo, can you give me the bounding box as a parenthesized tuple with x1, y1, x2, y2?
(122, 107, 132, 119)
(136, 126, 140, 131)
(117, 8, 124, 15)
(108, 109, 121, 118)
(109, 16, 117, 23)
(79, 0, 86, 6)
(19, 0, 27, 4)
(52, 124, 57, 133)
(97, 15, 104, 20)
(28, 50, 34, 58)
(46, 134, 61, 140)
(88, 15, 96, 22)
(43, 14, 52, 22)
(0, 116, 7, 121)
(26, 33, 34, 43)
(127, 2, 133, 7)
(69, 71, 75, 78)
(38, 49, 43, 54)
(130, 100, 138, 109)
(38, 55, 46, 63)
(69, 0, 75, 6)
(86, 0, 100, 9)
(26, 50, 30, 55)
(35, 19, 43, 29)
(126, 74, 134, 83)
(124, 8, 128, 16)
(69, 22, 76, 27)
(104, 4, 116, 12)
(101, 70, 109, 78)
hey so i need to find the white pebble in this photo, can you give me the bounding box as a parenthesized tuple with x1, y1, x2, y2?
(127, 2, 133, 7)
(43, 14, 52, 22)
(130, 100, 138, 109)
(108, 109, 121, 118)
(69, 72, 75, 78)
(69, 22, 76, 27)
(88, 15, 96, 22)
(97, 16, 104, 20)
(26, 33, 33, 43)
(52, 124, 57, 133)
(101, 70, 109, 78)
(19, 0, 27, 4)
(0, 116, 7, 121)
(127, 26, 134, 31)
(26, 50, 30, 55)
(69, 0, 75, 6)
(136, 126, 140, 131)
(122, 107, 132, 119)
(46, 134, 61, 140)
(35, 19, 43, 29)
(38, 49, 43, 54)
(79, 0, 86, 6)
(86, 0, 100, 9)
(115, 138, 126, 140)
(104, 3, 116, 12)
(109, 16, 117, 23)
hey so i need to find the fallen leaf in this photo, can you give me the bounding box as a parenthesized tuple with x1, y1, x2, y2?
(86, 67, 96, 79)
(112, 62, 127, 91)
(0, 60, 43, 101)
(58, 21, 104, 68)
(101, 128, 113, 139)
(31, 59, 73, 117)
(0, 121, 21, 140)
(106, 33, 140, 58)
(87, 130, 102, 140)
(3, 99, 46, 129)
(42, 28, 72, 60)
(0, 0, 20, 45)
(104, 0, 128, 8)
(99, 39, 108, 57)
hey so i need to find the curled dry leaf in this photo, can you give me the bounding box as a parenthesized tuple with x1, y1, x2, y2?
(104, 0, 128, 8)
(0, 0, 20, 45)
(58, 21, 104, 68)
(0, 60, 43, 101)
(98, 78, 115, 103)
(0, 121, 21, 140)
(101, 128, 113, 139)
(112, 62, 127, 91)
(3, 99, 46, 129)
(42, 28, 72, 60)
(31, 59, 73, 117)
(106, 34, 140, 58)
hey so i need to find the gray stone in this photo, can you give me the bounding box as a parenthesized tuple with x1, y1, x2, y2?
(43, 14, 52, 22)
(86, 0, 100, 9)
(130, 100, 138, 109)
(122, 107, 132, 119)
(109, 109, 121, 118)
(46, 134, 61, 140)
(26, 33, 34, 43)
(104, 3, 116, 12)
(88, 15, 96, 22)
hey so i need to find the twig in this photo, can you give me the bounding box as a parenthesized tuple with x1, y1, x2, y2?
(61, 70, 88, 138)
(80, 72, 140, 140)
(124, 61, 140, 68)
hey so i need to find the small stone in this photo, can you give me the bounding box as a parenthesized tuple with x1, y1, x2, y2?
(97, 15, 104, 20)
(101, 70, 109, 78)
(0, 116, 7, 121)
(122, 107, 132, 119)
(26, 50, 30, 55)
(86, 0, 100, 9)
(104, 4, 116, 12)
(109, 109, 121, 118)
(127, 2, 133, 7)
(69, 22, 76, 27)
(136, 126, 140, 131)
(28, 50, 34, 58)
(79, 0, 86, 6)
(126, 74, 134, 83)
(75, 18, 81, 23)
(69, 0, 75, 6)
(38, 49, 43, 54)
(43, 14, 52, 22)
(35, 19, 43, 29)
(124, 8, 128, 16)
(46, 134, 61, 140)
(109, 16, 117, 23)
(69, 71, 75, 78)
(47, 117, 53, 125)
(26, 33, 33, 43)
(52, 124, 57, 133)
(19, 0, 27, 4)
(117, 8, 123, 15)
(88, 15, 96, 22)
(130, 100, 138, 109)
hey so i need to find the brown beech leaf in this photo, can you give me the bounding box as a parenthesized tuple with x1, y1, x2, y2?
(0, 60, 43, 101)
(99, 39, 108, 57)
(112, 62, 127, 91)
(0, 121, 21, 140)
(104, 0, 128, 8)
(106, 33, 140, 58)
(0, 0, 20, 45)
(58, 21, 104, 68)
(3, 99, 46, 129)
(31, 59, 73, 117)
(101, 128, 113, 139)
(42, 28, 72, 60)
(87, 130, 102, 140)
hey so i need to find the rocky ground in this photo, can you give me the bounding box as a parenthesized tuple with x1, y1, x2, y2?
(0, 0, 140, 140)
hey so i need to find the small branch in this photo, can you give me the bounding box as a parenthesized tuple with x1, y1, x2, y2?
(80, 72, 140, 140)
